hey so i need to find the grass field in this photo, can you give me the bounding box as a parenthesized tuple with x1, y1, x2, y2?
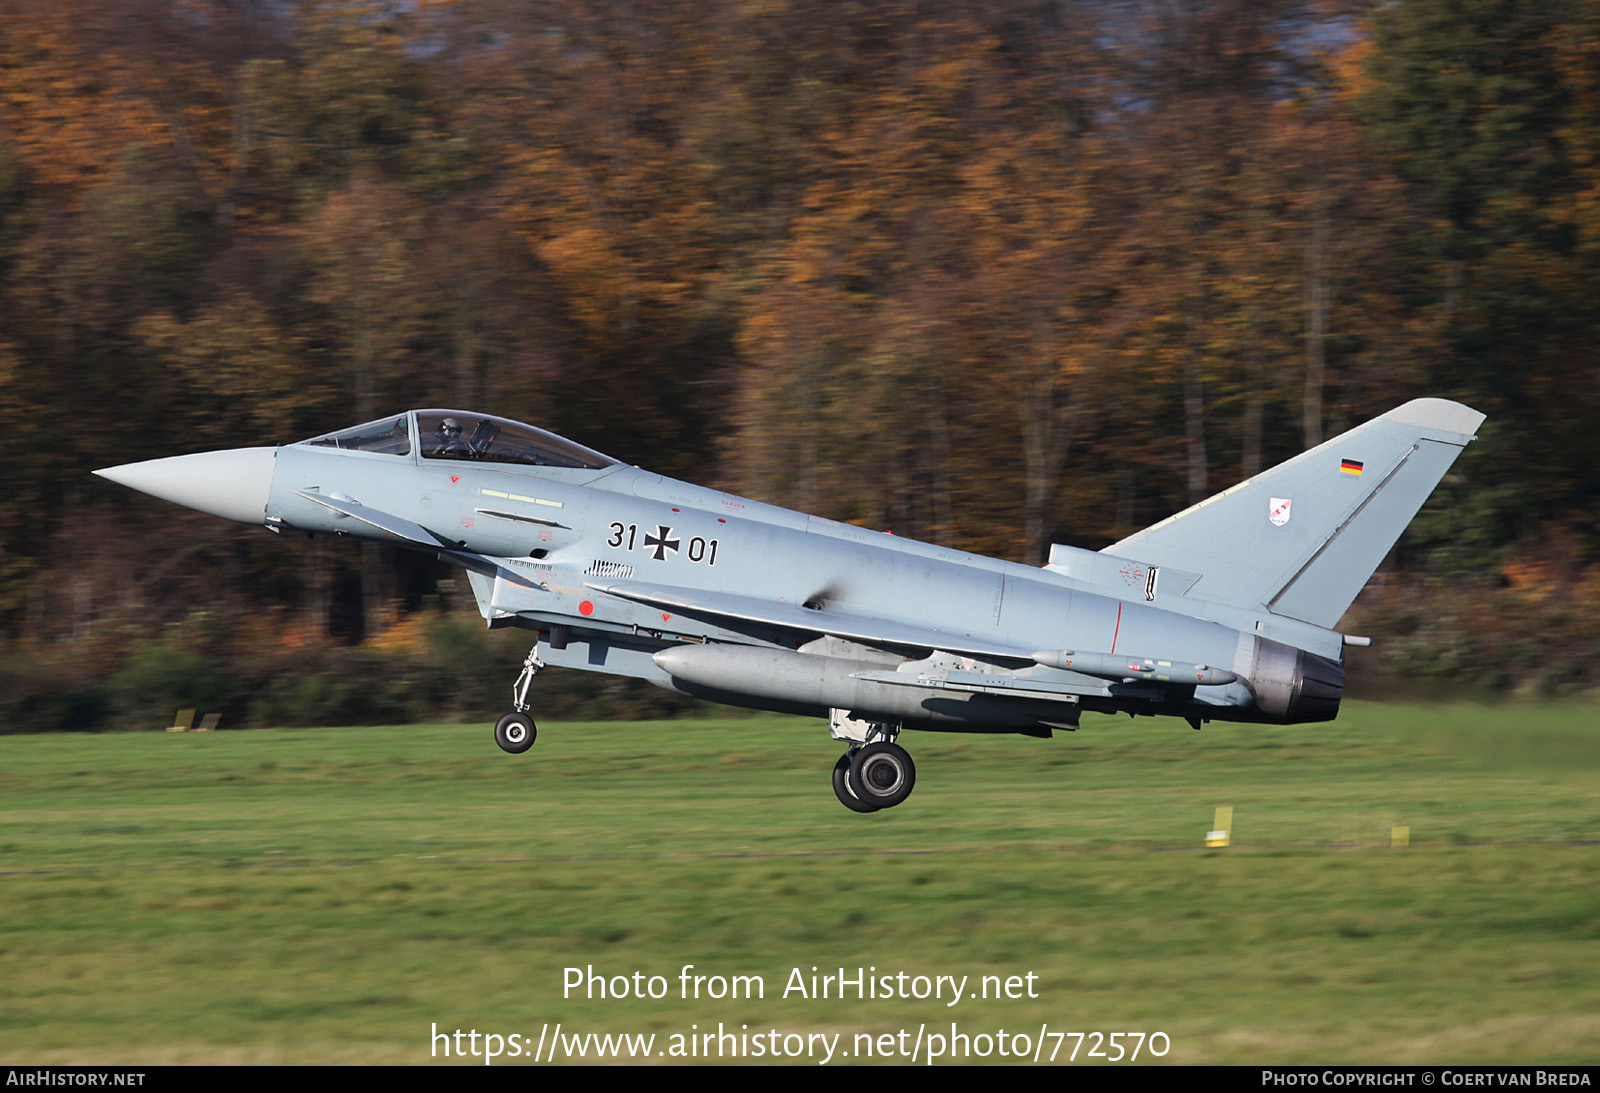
(2, 701, 1597, 1065)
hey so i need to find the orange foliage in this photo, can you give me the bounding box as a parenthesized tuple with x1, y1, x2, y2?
(0, 1, 231, 198)
(1501, 559, 1559, 604)
(365, 611, 432, 658)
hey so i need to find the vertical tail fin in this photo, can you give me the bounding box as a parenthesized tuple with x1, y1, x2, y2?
(1106, 399, 1484, 628)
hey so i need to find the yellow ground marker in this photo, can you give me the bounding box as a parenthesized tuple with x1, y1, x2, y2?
(1391, 825, 1410, 848)
(1206, 806, 1233, 847)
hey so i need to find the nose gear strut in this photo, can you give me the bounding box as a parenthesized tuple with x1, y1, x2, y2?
(494, 642, 546, 754)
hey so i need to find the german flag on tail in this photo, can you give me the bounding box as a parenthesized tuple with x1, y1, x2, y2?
(1340, 458, 1364, 476)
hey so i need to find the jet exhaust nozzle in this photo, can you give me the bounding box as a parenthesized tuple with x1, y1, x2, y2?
(1246, 638, 1344, 723)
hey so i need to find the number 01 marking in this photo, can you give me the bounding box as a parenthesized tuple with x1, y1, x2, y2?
(687, 537, 719, 564)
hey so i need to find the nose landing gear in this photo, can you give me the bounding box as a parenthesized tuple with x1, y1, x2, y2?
(493, 644, 545, 755)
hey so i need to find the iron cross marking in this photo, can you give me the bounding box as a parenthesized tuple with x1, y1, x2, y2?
(644, 525, 680, 561)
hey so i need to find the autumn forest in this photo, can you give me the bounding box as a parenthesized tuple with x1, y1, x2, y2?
(2, 0, 1598, 730)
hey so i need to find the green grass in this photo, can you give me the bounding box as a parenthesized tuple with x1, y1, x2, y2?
(1, 701, 1597, 1064)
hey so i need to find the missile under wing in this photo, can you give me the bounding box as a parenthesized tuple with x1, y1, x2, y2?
(95, 400, 1484, 812)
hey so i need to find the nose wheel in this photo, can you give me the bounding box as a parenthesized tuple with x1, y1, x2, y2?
(494, 712, 537, 754)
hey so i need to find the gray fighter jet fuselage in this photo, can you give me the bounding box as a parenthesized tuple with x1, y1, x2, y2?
(96, 399, 1484, 811)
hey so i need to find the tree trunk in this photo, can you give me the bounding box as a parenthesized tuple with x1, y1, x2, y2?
(1303, 201, 1330, 449)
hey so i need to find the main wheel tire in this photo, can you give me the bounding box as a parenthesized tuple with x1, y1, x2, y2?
(847, 741, 916, 809)
(832, 753, 880, 813)
(494, 712, 537, 754)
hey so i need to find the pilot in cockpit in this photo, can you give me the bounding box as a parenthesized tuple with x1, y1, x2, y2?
(436, 416, 470, 456)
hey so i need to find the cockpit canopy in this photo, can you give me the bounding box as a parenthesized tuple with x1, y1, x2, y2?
(304, 414, 412, 455)
(302, 410, 617, 470)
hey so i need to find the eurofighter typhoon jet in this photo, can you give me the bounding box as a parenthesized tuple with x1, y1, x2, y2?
(96, 399, 1483, 811)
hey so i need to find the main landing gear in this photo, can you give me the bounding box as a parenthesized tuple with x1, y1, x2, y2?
(829, 711, 916, 812)
(494, 644, 545, 755)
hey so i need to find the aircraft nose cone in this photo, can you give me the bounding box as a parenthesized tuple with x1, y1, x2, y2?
(95, 447, 278, 525)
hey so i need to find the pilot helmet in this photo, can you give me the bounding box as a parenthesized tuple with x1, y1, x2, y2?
(439, 417, 462, 437)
